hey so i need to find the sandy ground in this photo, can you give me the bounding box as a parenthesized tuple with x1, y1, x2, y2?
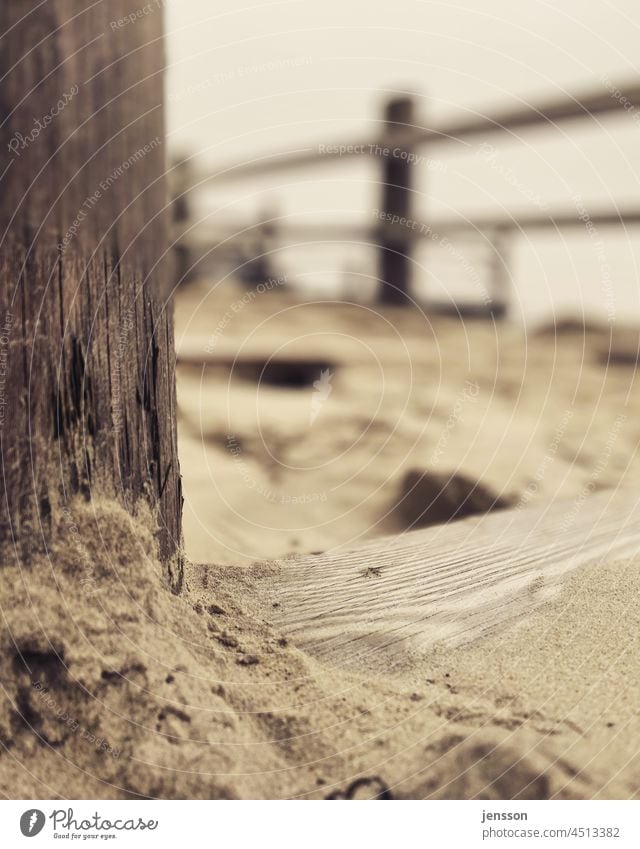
(2, 280, 640, 799)
(176, 281, 640, 565)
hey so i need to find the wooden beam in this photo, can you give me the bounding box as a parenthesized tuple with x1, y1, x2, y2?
(424, 210, 640, 234)
(254, 488, 640, 672)
(174, 208, 640, 260)
(431, 81, 640, 143)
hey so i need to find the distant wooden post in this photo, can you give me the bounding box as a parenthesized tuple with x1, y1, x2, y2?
(377, 96, 416, 305)
(487, 226, 511, 319)
(0, 2, 183, 588)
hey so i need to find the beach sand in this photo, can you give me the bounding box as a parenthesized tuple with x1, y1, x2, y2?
(2, 281, 639, 799)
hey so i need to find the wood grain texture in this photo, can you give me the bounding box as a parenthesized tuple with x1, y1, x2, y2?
(259, 489, 640, 671)
(0, 2, 182, 583)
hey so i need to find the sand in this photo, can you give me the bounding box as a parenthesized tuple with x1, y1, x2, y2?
(2, 281, 639, 799)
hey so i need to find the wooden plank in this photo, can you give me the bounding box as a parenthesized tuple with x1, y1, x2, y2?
(377, 96, 415, 304)
(256, 488, 640, 672)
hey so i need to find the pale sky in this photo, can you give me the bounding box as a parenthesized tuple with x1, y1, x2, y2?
(165, 0, 639, 160)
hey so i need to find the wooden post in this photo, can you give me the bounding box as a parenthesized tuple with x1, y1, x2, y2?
(0, 2, 183, 588)
(171, 155, 193, 286)
(377, 96, 415, 305)
(487, 226, 511, 319)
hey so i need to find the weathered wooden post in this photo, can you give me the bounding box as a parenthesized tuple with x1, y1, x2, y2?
(376, 96, 416, 304)
(0, 2, 183, 588)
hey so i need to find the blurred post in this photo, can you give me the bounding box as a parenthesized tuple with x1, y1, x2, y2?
(377, 95, 415, 305)
(487, 226, 510, 319)
(0, 1, 183, 586)
(171, 155, 193, 286)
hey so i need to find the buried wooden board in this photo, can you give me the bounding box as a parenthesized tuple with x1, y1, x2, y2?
(256, 488, 640, 672)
